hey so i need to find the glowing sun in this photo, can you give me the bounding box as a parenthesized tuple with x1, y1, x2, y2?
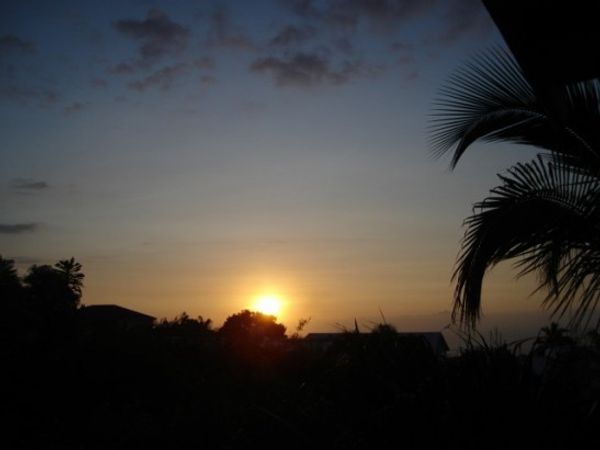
(253, 294, 282, 316)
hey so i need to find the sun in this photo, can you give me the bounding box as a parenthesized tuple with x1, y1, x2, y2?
(253, 294, 282, 316)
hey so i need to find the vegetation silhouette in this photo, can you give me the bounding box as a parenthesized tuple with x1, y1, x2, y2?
(430, 47, 600, 329)
(0, 255, 21, 295)
(2, 255, 599, 449)
(218, 309, 288, 375)
(155, 311, 213, 340)
(220, 309, 286, 340)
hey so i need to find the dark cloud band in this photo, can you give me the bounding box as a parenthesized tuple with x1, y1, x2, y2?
(113, 9, 189, 66)
(0, 223, 39, 234)
(9, 178, 49, 190)
(251, 52, 380, 87)
(0, 34, 35, 55)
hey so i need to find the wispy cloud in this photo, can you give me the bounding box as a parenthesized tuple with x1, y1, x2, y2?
(90, 78, 108, 89)
(270, 25, 317, 46)
(113, 9, 189, 67)
(426, 0, 491, 46)
(10, 256, 44, 266)
(251, 51, 380, 87)
(193, 56, 215, 70)
(334, 37, 354, 56)
(282, 0, 435, 30)
(128, 63, 189, 91)
(390, 41, 417, 76)
(251, 52, 329, 86)
(240, 99, 267, 114)
(9, 178, 49, 190)
(64, 101, 86, 115)
(0, 86, 60, 107)
(206, 5, 256, 50)
(282, 0, 489, 46)
(0, 223, 39, 234)
(0, 34, 36, 55)
(109, 62, 137, 74)
(200, 75, 216, 85)
(0, 33, 60, 108)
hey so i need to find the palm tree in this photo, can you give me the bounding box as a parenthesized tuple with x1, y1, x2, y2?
(54, 257, 84, 300)
(533, 322, 574, 357)
(430, 47, 600, 329)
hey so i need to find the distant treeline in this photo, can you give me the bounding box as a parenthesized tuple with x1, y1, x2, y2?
(1, 256, 599, 449)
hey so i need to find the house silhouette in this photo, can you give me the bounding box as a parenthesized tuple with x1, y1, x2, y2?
(80, 304, 155, 332)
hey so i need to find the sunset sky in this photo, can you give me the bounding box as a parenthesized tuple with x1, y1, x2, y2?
(1, 0, 551, 333)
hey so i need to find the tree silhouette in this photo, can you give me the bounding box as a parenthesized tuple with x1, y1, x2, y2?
(0, 255, 24, 337)
(23, 259, 84, 315)
(218, 310, 287, 371)
(155, 312, 213, 339)
(533, 322, 574, 357)
(219, 309, 286, 342)
(55, 257, 84, 300)
(0, 255, 22, 300)
(431, 48, 600, 329)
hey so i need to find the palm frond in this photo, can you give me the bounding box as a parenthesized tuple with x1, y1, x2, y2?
(430, 47, 600, 170)
(453, 156, 600, 328)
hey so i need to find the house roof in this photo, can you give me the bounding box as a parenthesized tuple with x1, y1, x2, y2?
(80, 304, 156, 322)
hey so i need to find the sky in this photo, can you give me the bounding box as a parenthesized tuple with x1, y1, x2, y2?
(1, 0, 553, 335)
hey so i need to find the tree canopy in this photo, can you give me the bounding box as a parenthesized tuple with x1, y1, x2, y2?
(219, 309, 286, 342)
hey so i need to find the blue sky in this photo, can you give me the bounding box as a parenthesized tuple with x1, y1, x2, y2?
(0, 0, 550, 332)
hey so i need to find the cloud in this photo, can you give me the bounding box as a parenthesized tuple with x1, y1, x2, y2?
(10, 256, 44, 266)
(250, 51, 380, 87)
(9, 178, 49, 190)
(113, 9, 189, 66)
(200, 75, 216, 85)
(428, 0, 491, 45)
(270, 25, 317, 46)
(109, 62, 137, 74)
(158, 61, 216, 88)
(0, 34, 35, 55)
(0, 223, 39, 234)
(207, 5, 255, 50)
(0, 34, 59, 108)
(334, 37, 354, 56)
(193, 56, 215, 70)
(404, 69, 418, 81)
(390, 41, 416, 65)
(283, 0, 319, 17)
(251, 52, 328, 86)
(0, 85, 60, 107)
(90, 78, 108, 88)
(128, 63, 188, 91)
(282, 0, 435, 30)
(64, 101, 86, 114)
(240, 99, 267, 113)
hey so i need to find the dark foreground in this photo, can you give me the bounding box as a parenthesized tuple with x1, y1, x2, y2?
(3, 313, 600, 450)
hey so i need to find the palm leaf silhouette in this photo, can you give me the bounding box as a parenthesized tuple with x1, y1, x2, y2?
(430, 47, 600, 172)
(431, 48, 600, 329)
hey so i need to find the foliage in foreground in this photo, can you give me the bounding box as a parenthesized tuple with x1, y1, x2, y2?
(431, 48, 600, 329)
(1, 256, 599, 449)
